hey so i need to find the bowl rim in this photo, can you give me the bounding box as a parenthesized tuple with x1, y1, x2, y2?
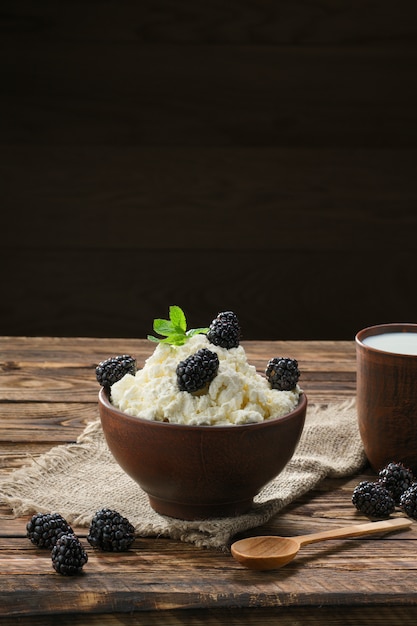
(98, 386, 307, 432)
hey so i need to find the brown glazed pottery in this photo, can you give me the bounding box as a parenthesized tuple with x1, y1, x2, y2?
(356, 323, 417, 474)
(98, 387, 307, 520)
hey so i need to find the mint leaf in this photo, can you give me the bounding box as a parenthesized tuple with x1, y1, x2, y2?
(147, 334, 162, 343)
(162, 333, 188, 346)
(187, 327, 209, 337)
(169, 305, 186, 332)
(153, 319, 175, 336)
(148, 306, 208, 346)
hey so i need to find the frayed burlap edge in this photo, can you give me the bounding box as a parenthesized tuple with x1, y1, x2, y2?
(0, 399, 366, 550)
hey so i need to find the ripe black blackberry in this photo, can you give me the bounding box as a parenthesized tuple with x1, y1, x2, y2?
(352, 481, 395, 519)
(26, 512, 74, 549)
(96, 355, 136, 389)
(51, 534, 88, 576)
(265, 357, 300, 391)
(176, 348, 219, 394)
(206, 311, 240, 349)
(399, 484, 417, 520)
(87, 508, 135, 552)
(378, 462, 414, 504)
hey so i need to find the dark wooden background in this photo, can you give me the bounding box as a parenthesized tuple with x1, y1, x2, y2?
(1, 1, 416, 341)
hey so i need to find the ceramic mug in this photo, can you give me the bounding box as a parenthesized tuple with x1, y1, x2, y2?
(355, 323, 417, 474)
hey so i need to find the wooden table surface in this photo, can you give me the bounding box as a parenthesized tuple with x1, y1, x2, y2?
(1, 337, 416, 625)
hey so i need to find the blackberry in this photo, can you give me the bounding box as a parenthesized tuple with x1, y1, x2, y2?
(51, 534, 88, 576)
(352, 481, 395, 519)
(87, 508, 135, 552)
(378, 462, 414, 504)
(96, 355, 136, 388)
(207, 311, 240, 349)
(176, 348, 219, 394)
(399, 483, 417, 520)
(26, 512, 74, 549)
(265, 357, 300, 391)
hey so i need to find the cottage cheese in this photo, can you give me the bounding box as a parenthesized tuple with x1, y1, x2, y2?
(110, 334, 301, 426)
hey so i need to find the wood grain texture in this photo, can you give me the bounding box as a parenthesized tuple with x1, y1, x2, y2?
(3, 44, 416, 147)
(1, 245, 417, 340)
(1, 337, 417, 625)
(3, 0, 416, 44)
(2, 147, 417, 250)
(1, 1, 417, 341)
(1, 606, 417, 626)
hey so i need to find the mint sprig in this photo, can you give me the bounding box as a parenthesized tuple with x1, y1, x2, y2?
(147, 305, 209, 346)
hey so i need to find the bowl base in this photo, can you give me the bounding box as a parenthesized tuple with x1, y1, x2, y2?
(148, 495, 254, 520)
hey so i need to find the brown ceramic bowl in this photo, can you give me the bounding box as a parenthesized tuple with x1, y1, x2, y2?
(98, 387, 307, 520)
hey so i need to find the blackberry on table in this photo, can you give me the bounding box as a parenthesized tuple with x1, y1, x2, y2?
(87, 508, 135, 552)
(400, 483, 417, 520)
(352, 481, 395, 519)
(26, 512, 74, 549)
(265, 357, 300, 391)
(51, 534, 88, 576)
(207, 311, 240, 349)
(378, 462, 414, 504)
(176, 348, 219, 394)
(96, 355, 136, 389)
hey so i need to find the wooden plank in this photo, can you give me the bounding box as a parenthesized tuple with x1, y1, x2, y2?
(0, 467, 378, 537)
(2, 42, 416, 147)
(2, 0, 416, 44)
(2, 2, 416, 346)
(2, 147, 416, 251)
(0, 337, 356, 370)
(0, 338, 356, 402)
(2, 337, 417, 624)
(1, 564, 417, 616)
(0, 404, 96, 442)
(0, 336, 154, 361)
(0, 446, 60, 476)
(0, 382, 355, 405)
(0, 336, 354, 356)
(1, 606, 417, 626)
(2, 244, 417, 340)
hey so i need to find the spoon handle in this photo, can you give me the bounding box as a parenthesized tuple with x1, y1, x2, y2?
(296, 517, 412, 547)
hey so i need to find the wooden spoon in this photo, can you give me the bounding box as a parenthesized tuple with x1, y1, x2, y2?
(231, 517, 412, 570)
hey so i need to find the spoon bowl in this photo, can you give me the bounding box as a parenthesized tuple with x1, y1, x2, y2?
(231, 517, 412, 570)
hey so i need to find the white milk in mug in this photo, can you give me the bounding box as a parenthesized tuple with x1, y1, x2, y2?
(362, 332, 417, 356)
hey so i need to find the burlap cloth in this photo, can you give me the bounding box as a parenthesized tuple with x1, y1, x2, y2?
(0, 399, 366, 550)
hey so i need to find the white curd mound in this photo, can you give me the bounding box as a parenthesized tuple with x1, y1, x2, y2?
(110, 334, 301, 426)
